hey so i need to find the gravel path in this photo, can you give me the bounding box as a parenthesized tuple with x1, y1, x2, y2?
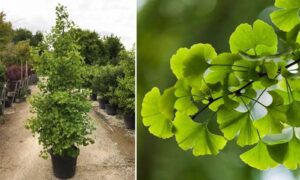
(0, 86, 135, 180)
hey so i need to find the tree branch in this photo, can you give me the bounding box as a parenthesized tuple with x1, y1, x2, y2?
(192, 58, 300, 120)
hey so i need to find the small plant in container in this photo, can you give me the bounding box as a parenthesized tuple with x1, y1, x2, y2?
(115, 59, 135, 129)
(83, 66, 98, 101)
(91, 66, 108, 109)
(26, 5, 95, 179)
(115, 78, 135, 129)
(105, 88, 119, 115)
(105, 65, 123, 115)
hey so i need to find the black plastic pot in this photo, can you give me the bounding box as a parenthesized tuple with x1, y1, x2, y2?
(30, 74, 38, 85)
(0, 104, 4, 115)
(99, 99, 108, 109)
(124, 113, 135, 130)
(27, 89, 31, 95)
(90, 93, 97, 101)
(5, 97, 12, 108)
(50, 152, 78, 179)
(105, 104, 117, 115)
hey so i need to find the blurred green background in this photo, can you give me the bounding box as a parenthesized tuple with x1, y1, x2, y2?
(137, 0, 300, 180)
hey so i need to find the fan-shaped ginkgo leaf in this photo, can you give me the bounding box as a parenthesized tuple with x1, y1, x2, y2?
(229, 20, 277, 56)
(240, 141, 278, 170)
(174, 79, 199, 116)
(141, 87, 176, 139)
(217, 105, 259, 146)
(270, 0, 300, 32)
(173, 112, 227, 156)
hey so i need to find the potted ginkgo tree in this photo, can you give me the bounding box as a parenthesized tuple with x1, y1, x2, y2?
(26, 4, 95, 179)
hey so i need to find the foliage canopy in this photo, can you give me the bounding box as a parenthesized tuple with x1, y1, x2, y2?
(142, 0, 300, 170)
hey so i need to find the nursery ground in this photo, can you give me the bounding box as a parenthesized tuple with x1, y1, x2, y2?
(0, 86, 135, 180)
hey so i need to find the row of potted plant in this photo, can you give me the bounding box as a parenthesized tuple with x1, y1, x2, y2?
(89, 55, 135, 130)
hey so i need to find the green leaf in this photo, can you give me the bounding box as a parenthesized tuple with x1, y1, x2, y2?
(173, 112, 227, 156)
(240, 141, 278, 170)
(232, 60, 259, 80)
(259, 76, 278, 88)
(237, 114, 260, 147)
(222, 75, 240, 109)
(287, 101, 300, 127)
(267, 143, 289, 163)
(263, 128, 293, 163)
(217, 105, 259, 146)
(283, 136, 300, 169)
(170, 48, 189, 79)
(297, 31, 300, 44)
(286, 24, 300, 44)
(205, 53, 240, 84)
(290, 78, 300, 91)
(270, 0, 300, 32)
(264, 60, 278, 79)
(263, 128, 293, 144)
(254, 91, 286, 137)
(159, 87, 176, 119)
(231, 87, 256, 105)
(174, 80, 199, 116)
(141, 87, 175, 138)
(229, 20, 277, 55)
(209, 98, 224, 112)
(182, 43, 217, 89)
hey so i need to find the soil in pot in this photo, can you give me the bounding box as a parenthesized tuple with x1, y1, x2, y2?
(105, 103, 117, 115)
(90, 93, 97, 101)
(99, 99, 108, 109)
(124, 113, 135, 130)
(50, 152, 78, 179)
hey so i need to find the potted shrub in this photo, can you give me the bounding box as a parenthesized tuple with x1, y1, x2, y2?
(116, 80, 135, 129)
(92, 65, 122, 111)
(83, 66, 98, 101)
(26, 5, 95, 179)
(15, 88, 27, 103)
(99, 97, 108, 109)
(91, 66, 106, 108)
(105, 89, 118, 115)
(105, 65, 123, 115)
(115, 58, 135, 129)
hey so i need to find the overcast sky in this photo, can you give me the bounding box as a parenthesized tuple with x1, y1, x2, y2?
(0, 0, 136, 49)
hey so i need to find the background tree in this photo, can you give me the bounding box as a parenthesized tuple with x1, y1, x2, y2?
(12, 28, 33, 44)
(72, 28, 106, 65)
(30, 31, 43, 47)
(0, 43, 17, 65)
(104, 34, 124, 65)
(0, 12, 13, 48)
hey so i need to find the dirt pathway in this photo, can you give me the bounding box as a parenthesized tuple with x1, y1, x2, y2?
(0, 86, 135, 180)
